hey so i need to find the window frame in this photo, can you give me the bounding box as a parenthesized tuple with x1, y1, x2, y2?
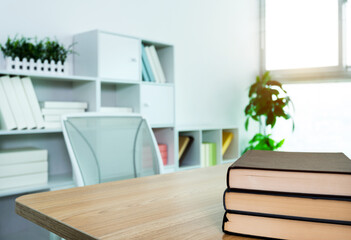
(260, 0, 351, 82)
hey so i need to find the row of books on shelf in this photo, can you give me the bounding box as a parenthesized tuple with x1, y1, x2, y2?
(141, 44, 166, 83)
(0, 148, 48, 191)
(223, 150, 351, 239)
(0, 75, 90, 130)
(178, 131, 234, 167)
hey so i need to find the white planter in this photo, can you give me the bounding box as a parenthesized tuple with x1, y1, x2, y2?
(5, 57, 68, 75)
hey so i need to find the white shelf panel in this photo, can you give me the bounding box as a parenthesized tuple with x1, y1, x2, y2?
(49, 173, 75, 191)
(141, 82, 174, 87)
(178, 165, 201, 171)
(177, 125, 238, 131)
(0, 70, 96, 82)
(0, 128, 62, 136)
(0, 184, 49, 198)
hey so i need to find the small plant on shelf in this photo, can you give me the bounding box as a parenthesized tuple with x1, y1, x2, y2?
(0, 36, 76, 75)
(243, 71, 294, 153)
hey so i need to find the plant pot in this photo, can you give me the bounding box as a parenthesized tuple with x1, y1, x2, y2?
(4, 57, 68, 75)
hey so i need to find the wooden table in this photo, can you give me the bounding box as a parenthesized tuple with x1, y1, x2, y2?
(16, 164, 253, 240)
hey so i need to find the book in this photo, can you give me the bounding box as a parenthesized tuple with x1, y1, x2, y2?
(0, 172, 48, 190)
(12, 77, 36, 129)
(149, 45, 166, 83)
(223, 212, 351, 240)
(208, 143, 216, 166)
(227, 150, 351, 196)
(141, 44, 156, 82)
(0, 148, 48, 165)
(202, 143, 217, 167)
(0, 161, 48, 178)
(141, 60, 150, 82)
(222, 132, 233, 155)
(41, 108, 85, 115)
(224, 189, 351, 223)
(40, 101, 88, 109)
(0, 76, 27, 129)
(158, 144, 168, 165)
(21, 77, 45, 129)
(178, 136, 193, 164)
(100, 107, 133, 113)
(201, 143, 207, 167)
(145, 46, 160, 83)
(0, 80, 16, 130)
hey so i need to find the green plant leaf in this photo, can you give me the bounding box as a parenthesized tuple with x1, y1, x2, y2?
(245, 118, 249, 131)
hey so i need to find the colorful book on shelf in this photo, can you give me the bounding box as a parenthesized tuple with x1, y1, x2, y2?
(0, 76, 27, 129)
(222, 212, 351, 240)
(12, 77, 37, 129)
(178, 136, 193, 164)
(201, 143, 217, 167)
(141, 44, 156, 82)
(141, 59, 151, 82)
(227, 150, 351, 196)
(222, 132, 233, 155)
(158, 144, 168, 165)
(40, 101, 88, 109)
(21, 77, 45, 129)
(0, 79, 16, 130)
(149, 45, 166, 83)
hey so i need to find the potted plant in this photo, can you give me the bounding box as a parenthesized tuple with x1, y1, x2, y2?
(0, 36, 76, 75)
(244, 71, 294, 153)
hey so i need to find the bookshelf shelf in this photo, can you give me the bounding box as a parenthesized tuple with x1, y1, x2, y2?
(0, 128, 62, 136)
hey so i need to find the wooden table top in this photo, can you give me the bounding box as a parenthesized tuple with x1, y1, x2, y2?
(16, 164, 254, 240)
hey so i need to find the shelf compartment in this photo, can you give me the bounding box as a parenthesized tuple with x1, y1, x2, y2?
(100, 82, 140, 113)
(222, 128, 240, 161)
(152, 127, 175, 167)
(178, 130, 201, 168)
(141, 40, 174, 84)
(0, 70, 96, 82)
(33, 78, 97, 112)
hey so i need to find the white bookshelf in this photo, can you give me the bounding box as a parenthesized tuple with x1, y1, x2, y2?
(0, 29, 239, 239)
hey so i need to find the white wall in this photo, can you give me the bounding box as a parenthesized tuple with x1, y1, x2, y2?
(0, 0, 260, 152)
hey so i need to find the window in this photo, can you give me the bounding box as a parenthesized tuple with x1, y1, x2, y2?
(262, 0, 350, 80)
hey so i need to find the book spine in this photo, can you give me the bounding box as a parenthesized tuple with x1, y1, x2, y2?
(0, 149, 48, 165)
(141, 58, 151, 82)
(40, 101, 88, 109)
(0, 76, 27, 129)
(0, 161, 48, 178)
(149, 45, 166, 83)
(21, 77, 45, 129)
(145, 46, 160, 83)
(0, 172, 48, 190)
(12, 77, 37, 129)
(41, 108, 85, 115)
(0, 80, 17, 130)
(141, 44, 156, 82)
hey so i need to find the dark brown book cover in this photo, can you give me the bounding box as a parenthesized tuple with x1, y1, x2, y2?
(229, 150, 351, 173)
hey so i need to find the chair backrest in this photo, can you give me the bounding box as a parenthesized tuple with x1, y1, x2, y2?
(61, 113, 163, 187)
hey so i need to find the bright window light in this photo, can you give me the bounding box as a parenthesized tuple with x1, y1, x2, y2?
(265, 0, 339, 70)
(347, 0, 351, 67)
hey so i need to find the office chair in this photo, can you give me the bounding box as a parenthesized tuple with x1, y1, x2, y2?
(61, 113, 164, 187)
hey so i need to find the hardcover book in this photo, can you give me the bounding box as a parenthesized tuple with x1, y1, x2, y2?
(227, 150, 351, 196)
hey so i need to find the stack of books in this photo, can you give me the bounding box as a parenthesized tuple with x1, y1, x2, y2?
(0, 148, 48, 190)
(141, 44, 166, 83)
(40, 101, 88, 129)
(158, 144, 168, 165)
(0, 76, 44, 130)
(222, 150, 351, 239)
(201, 142, 216, 167)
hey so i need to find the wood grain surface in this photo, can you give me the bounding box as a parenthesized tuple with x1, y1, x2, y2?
(16, 164, 255, 240)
